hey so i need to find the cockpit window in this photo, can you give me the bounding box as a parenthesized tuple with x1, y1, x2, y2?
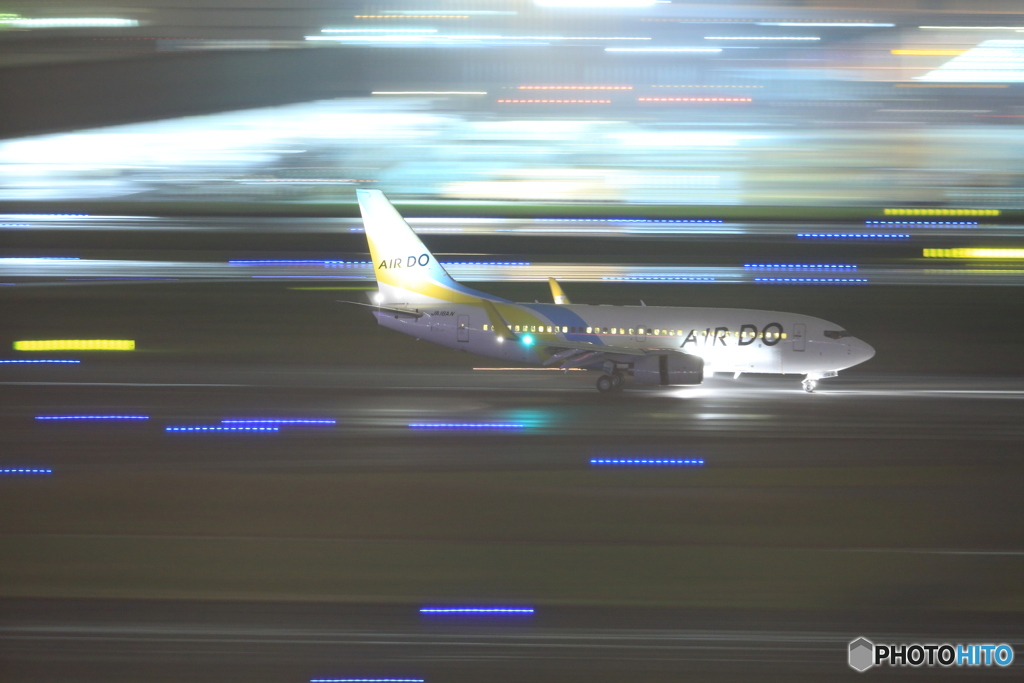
(824, 330, 851, 339)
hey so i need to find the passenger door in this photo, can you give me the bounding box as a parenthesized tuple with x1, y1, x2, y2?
(792, 323, 806, 352)
(457, 315, 470, 343)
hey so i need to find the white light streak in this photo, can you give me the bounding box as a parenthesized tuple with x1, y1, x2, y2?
(705, 36, 820, 41)
(535, 0, 659, 7)
(920, 26, 1024, 30)
(608, 131, 765, 147)
(1, 17, 138, 28)
(307, 34, 649, 44)
(757, 22, 893, 28)
(606, 47, 721, 53)
(915, 40, 1024, 82)
(385, 10, 518, 15)
(321, 28, 438, 33)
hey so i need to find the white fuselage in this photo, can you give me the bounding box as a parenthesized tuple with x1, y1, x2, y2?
(373, 301, 875, 377)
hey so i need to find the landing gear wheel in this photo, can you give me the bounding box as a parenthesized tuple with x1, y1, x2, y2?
(596, 375, 615, 393)
(802, 379, 817, 393)
(610, 372, 625, 392)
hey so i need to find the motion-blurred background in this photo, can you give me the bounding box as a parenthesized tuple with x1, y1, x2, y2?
(1, 2, 1023, 682)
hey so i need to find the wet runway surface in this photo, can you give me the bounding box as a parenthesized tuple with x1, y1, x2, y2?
(2, 598, 1022, 683)
(2, 264, 1023, 681)
(4, 366, 1024, 465)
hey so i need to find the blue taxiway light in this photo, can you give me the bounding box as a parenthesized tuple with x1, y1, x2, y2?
(591, 458, 704, 466)
(754, 278, 868, 284)
(420, 607, 534, 614)
(744, 264, 856, 270)
(221, 419, 336, 425)
(797, 233, 909, 239)
(166, 426, 279, 432)
(36, 415, 148, 420)
(602, 276, 715, 282)
(0, 468, 53, 474)
(409, 423, 524, 430)
(0, 360, 80, 364)
(439, 262, 530, 266)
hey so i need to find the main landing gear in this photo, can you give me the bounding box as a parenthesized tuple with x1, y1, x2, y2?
(596, 372, 625, 393)
(802, 378, 818, 393)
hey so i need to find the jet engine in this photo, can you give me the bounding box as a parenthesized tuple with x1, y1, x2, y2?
(629, 353, 704, 386)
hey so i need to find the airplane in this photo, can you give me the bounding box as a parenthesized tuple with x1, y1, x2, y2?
(351, 189, 875, 393)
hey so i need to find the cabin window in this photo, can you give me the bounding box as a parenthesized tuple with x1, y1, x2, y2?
(482, 324, 489, 331)
(514, 325, 520, 332)
(638, 328, 645, 335)
(586, 327, 593, 334)
(629, 328, 635, 335)
(562, 326, 568, 333)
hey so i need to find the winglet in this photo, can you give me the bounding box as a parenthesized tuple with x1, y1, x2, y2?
(548, 277, 572, 305)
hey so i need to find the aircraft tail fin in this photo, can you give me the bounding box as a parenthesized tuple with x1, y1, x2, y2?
(356, 189, 498, 305)
(548, 277, 572, 305)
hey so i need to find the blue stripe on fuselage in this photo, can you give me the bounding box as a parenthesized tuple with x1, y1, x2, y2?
(520, 303, 604, 345)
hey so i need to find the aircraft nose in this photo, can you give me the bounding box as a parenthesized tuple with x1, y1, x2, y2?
(854, 338, 875, 364)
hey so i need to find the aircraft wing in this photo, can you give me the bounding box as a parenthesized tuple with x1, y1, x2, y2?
(541, 340, 649, 357)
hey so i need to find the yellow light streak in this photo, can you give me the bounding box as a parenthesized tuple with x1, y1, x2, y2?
(924, 249, 1024, 259)
(14, 339, 135, 351)
(885, 208, 999, 216)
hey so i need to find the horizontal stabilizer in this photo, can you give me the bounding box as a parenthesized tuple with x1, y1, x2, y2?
(339, 300, 423, 318)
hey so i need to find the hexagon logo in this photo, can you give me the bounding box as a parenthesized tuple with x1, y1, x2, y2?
(849, 637, 875, 672)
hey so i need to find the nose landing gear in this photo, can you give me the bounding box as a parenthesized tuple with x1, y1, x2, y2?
(801, 370, 836, 393)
